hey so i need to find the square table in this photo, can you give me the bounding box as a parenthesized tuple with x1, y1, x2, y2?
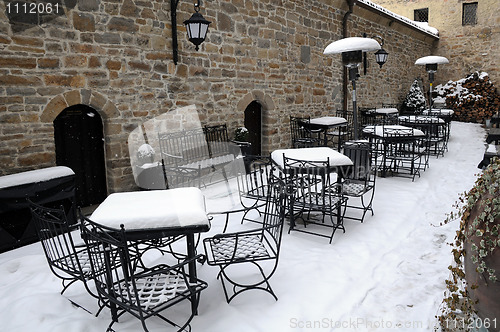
(306, 116, 348, 149)
(90, 187, 210, 314)
(271, 147, 353, 242)
(363, 125, 426, 178)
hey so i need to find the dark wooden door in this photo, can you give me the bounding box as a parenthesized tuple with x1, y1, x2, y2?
(244, 101, 262, 155)
(54, 105, 107, 207)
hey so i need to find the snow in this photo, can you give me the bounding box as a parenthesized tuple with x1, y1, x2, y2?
(415, 56, 449, 66)
(271, 147, 354, 168)
(0, 166, 74, 189)
(363, 125, 426, 137)
(0, 121, 487, 332)
(324, 37, 380, 55)
(90, 188, 209, 230)
(309, 116, 348, 126)
(357, 0, 439, 37)
(433, 72, 492, 103)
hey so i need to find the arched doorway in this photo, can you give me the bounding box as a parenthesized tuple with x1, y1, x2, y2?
(54, 105, 107, 207)
(244, 101, 262, 155)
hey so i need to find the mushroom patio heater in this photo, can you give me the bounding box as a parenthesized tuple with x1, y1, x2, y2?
(415, 56, 449, 112)
(324, 37, 385, 139)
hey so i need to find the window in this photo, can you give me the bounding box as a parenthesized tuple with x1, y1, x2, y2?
(462, 2, 478, 25)
(414, 8, 428, 22)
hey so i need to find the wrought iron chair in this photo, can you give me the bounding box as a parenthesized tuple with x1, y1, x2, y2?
(236, 155, 273, 225)
(28, 200, 90, 294)
(80, 216, 208, 332)
(340, 140, 376, 223)
(282, 156, 348, 243)
(384, 129, 427, 181)
(28, 200, 102, 312)
(203, 178, 286, 303)
(326, 110, 353, 149)
(290, 115, 321, 148)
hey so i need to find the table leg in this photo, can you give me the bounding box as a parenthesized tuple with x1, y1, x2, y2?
(186, 234, 198, 315)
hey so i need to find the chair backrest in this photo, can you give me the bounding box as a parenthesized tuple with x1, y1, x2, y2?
(203, 124, 231, 158)
(236, 155, 271, 202)
(282, 156, 334, 209)
(80, 216, 145, 318)
(342, 140, 373, 182)
(290, 115, 312, 142)
(28, 200, 84, 278)
(261, 177, 287, 254)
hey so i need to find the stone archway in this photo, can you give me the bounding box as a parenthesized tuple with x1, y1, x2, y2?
(237, 91, 276, 155)
(42, 90, 120, 195)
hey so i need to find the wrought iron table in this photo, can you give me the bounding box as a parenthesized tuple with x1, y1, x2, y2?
(362, 125, 426, 179)
(271, 147, 353, 242)
(306, 116, 348, 149)
(90, 187, 211, 315)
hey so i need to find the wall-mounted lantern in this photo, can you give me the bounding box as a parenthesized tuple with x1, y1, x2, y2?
(324, 37, 385, 139)
(415, 56, 449, 111)
(171, 0, 211, 65)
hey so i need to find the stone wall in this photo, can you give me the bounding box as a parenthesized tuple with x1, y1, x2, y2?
(371, 0, 500, 87)
(0, 0, 435, 194)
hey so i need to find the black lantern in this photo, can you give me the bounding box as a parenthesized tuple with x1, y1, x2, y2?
(375, 48, 388, 68)
(184, 2, 211, 51)
(171, 0, 211, 65)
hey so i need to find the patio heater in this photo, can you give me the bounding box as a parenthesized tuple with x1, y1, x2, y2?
(171, 0, 211, 65)
(415, 56, 449, 112)
(324, 37, 387, 140)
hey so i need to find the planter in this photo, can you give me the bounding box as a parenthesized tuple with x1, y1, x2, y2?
(464, 188, 500, 331)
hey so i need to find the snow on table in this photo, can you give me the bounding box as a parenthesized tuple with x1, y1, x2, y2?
(367, 108, 399, 115)
(363, 125, 425, 138)
(309, 116, 348, 126)
(422, 109, 454, 116)
(90, 188, 209, 230)
(398, 115, 445, 123)
(0, 166, 74, 189)
(271, 147, 353, 169)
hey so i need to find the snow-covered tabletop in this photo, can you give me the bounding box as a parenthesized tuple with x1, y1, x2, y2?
(271, 147, 353, 169)
(367, 108, 399, 115)
(0, 166, 74, 190)
(309, 116, 348, 127)
(90, 188, 209, 231)
(398, 115, 445, 124)
(363, 125, 425, 138)
(422, 109, 454, 116)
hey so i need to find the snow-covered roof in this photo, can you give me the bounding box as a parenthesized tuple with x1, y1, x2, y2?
(324, 37, 380, 54)
(415, 56, 449, 65)
(357, 0, 439, 38)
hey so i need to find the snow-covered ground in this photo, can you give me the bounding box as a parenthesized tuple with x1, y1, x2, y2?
(0, 121, 486, 332)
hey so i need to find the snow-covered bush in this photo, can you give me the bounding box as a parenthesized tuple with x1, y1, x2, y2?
(400, 79, 427, 114)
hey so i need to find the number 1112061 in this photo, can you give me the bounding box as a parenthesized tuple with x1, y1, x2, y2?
(7, 2, 61, 15)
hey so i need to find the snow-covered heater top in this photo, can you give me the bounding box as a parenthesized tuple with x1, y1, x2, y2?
(415, 56, 449, 65)
(323, 37, 381, 55)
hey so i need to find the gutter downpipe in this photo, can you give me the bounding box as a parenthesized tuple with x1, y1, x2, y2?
(342, 0, 355, 112)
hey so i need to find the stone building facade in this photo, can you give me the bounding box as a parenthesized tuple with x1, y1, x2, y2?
(0, 0, 437, 200)
(371, 0, 500, 86)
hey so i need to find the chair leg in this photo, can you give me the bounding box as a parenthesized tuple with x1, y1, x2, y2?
(217, 262, 277, 303)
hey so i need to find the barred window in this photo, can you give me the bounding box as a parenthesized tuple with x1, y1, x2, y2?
(414, 8, 428, 22)
(462, 2, 478, 25)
